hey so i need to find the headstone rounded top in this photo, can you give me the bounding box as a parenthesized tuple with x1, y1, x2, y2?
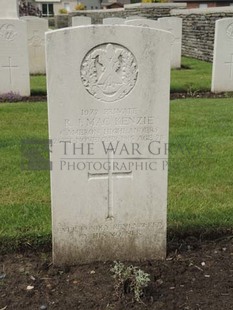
(72, 16, 92, 26)
(103, 17, 125, 25)
(126, 16, 146, 20)
(125, 19, 160, 29)
(80, 43, 138, 102)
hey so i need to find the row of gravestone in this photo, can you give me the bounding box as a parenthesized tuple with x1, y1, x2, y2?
(0, 6, 180, 97)
(73, 16, 233, 93)
(34, 15, 233, 265)
(71, 16, 233, 92)
(1, 4, 233, 98)
(1, 0, 233, 265)
(0, 5, 181, 97)
(46, 17, 233, 265)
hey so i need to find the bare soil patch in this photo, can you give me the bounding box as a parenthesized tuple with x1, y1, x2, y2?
(0, 237, 233, 310)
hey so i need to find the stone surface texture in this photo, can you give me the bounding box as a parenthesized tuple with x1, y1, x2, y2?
(159, 17, 182, 68)
(46, 25, 171, 265)
(125, 18, 160, 28)
(72, 16, 92, 26)
(0, 0, 18, 19)
(21, 16, 48, 75)
(0, 19, 30, 96)
(211, 18, 233, 92)
(103, 17, 125, 25)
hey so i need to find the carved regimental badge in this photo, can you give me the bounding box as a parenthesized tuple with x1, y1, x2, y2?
(81, 43, 138, 102)
(226, 23, 233, 39)
(29, 31, 44, 47)
(0, 24, 17, 41)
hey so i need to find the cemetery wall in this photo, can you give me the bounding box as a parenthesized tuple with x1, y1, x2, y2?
(47, 17, 55, 28)
(171, 7, 233, 62)
(55, 3, 187, 28)
(55, 4, 233, 63)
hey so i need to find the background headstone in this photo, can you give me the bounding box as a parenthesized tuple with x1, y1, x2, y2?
(126, 16, 147, 20)
(21, 16, 48, 75)
(72, 16, 92, 26)
(46, 25, 171, 265)
(103, 18, 125, 25)
(158, 17, 182, 69)
(125, 18, 160, 28)
(0, 0, 18, 19)
(0, 1, 30, 96)
(212, 18, 233, 92)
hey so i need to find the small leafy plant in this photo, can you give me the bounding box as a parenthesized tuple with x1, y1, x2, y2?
(187, 85, 199, 97)
(0, 92, 22, 102)
(110, 261, 150, 302)
(59, 8, 68, 14)
(75, 3, 85, 10)
(19, 0, 42, 17)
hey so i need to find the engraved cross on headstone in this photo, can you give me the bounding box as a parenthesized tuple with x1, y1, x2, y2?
(2, 56, 18, 85)
(88, 151, 132, 219)
(225, 54, 233, 79)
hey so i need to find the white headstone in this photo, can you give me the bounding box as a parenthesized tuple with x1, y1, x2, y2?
(125, 18, 160, 28)
(0, 0, 18, 19)
(212, 18, 233, 92)
(46, 25, 171, 265)
(72, 16, 92, 26)
(126, 16, 147, 20)
(21, 16, 48, 75)
(103, 17, 125, 25)
(0, 19, 30, 96)
(158, 17, 182, 69)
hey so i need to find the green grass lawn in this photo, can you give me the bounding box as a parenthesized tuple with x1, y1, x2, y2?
(1, 98, 233, 250)
(171, 57, 212, 93)
(30, 75, 47, 96)
(0, 102, 50, 250)
(30, 57, 213, 96)
(169, 98, 233, 235)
